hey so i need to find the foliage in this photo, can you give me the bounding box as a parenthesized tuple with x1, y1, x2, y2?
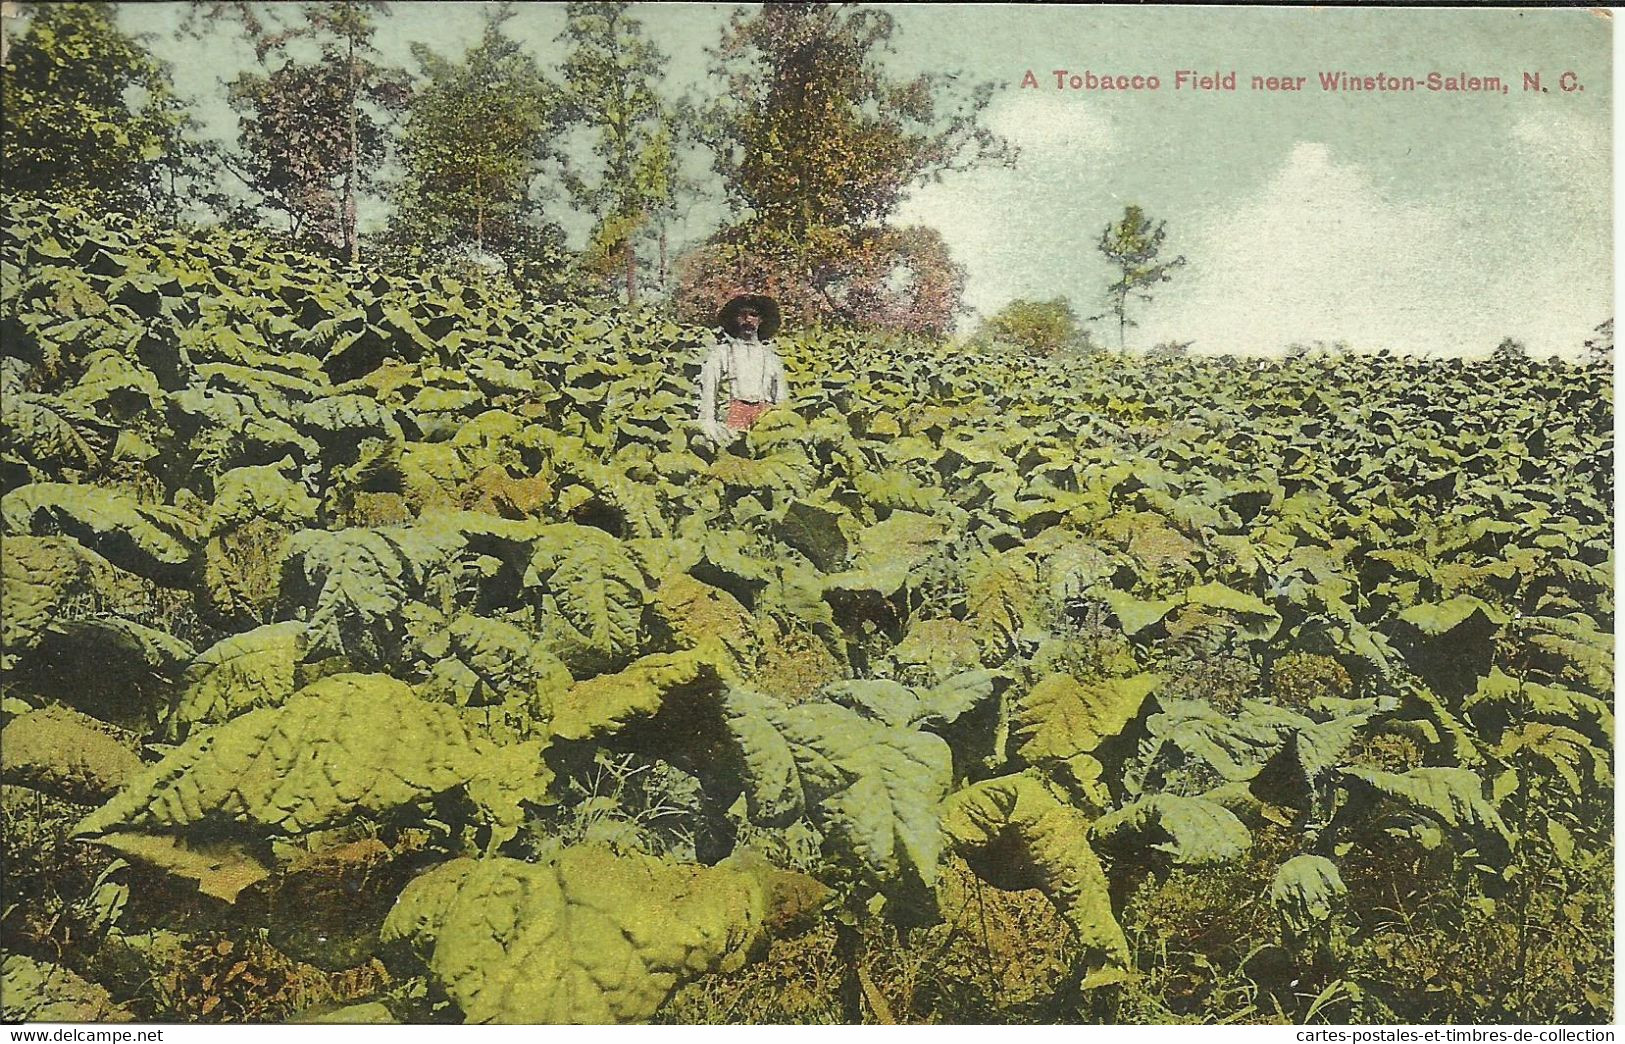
(698, 4, 1008, 233)
(0, 194, 1612, 1025)
(224, 43, 401, 248)
(203, 2, 408, 261)
(676, 4, 1009, 334)
(1491, 336, 1529, 364)
(558, 2, 679, 305)
(673, 222, 967, 336)
(0, 3, 200, 217)
(979, 298, 1097, 358)
(380, 847, 797, 1023)
(1095, 205, 1185, 351)
(1582, 318, 1611, 363)
(383, 7, 566, 269)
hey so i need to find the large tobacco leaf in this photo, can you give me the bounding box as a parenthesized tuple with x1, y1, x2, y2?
(525, 524, 649, 676)
(1, 483, 202, 582)
(1, 704, 144, 802)
(724, 688, 953, 910)
(412, 612, 572, 716)
(1, 534, 144, 660)
(1337, 766, 1514, 858)
(1089, 794, 1252, 868)
(1013, 671, 1162, 765)
(76, 674, 549, 839)
(1269, 854, 1348, 933)
(1, 955, 131, 1023)
(943, 774, 1129, 977)
(3, 390, 112, 472)
(381, 847, 773, 1024)
(550, 648, 726, 741)
(165, 621, 308, 739)
(282, 525, 462, 661)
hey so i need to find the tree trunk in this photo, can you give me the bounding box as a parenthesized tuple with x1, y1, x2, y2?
(1116, 283, 1128, 351)
(343, 21, 359, 264)
(658, 222, 668, 295)
(624, 237, 637, 307)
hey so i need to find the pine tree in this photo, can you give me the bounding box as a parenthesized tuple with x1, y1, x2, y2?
(1095, 205, 1185, 351)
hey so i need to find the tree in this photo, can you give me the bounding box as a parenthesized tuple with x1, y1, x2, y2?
(978, 298, 1097, 357)
(1094, 205, 1185, 351)
(673, 223, 966, 336)
(1, 3, 199, 217)
(1582, 318, 1612, 363)
(199, 2, 406, 261)
(226, 51, 400, 247)
(385, 8, 568, 266)
(1491, 336, 1529, 364)
(701, 4, 1009, 236)
(678, 3, 1011, 332)
(558, 2, 680, 306)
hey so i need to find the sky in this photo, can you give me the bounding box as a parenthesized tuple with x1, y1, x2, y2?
(80, 4, 1618, 356)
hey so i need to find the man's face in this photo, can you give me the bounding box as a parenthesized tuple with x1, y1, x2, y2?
(737, 308, 761, 337)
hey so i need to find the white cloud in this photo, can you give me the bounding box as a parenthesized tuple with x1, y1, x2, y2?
(1510, 110, 1608, 171)
(1507, 110, 1610, 229)
(984, 91, 1117, 159)
(1142, 141, 1604, 357)
(897, 91, 1117, 325)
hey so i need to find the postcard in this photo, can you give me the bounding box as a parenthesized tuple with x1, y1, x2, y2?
(0, 1, 1612, 1032)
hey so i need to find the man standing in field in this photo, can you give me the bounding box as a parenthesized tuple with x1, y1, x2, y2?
(695, 294, 788, 445)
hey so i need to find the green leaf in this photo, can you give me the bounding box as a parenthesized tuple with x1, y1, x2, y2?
(1546, 819, 1575, 864)
(380, 848, 774, 1024)
(1014, 672, 1161, 765)
(76, 674, 533, 838)
(1, 483, 202, 582)
(41, 616, 193, 683)
(1395, 596, 1508, 636)
(1137, 699, 1287, 787)
(413, 613, 570, 718)
(1183, 581, 1281, 641)
(943, 774, 1129, 970)
(724, 691, 952, 909)
(1102, 590, 1180, 637)
(93, 832, 271, 904)
(721, 688, 803, 826)
(2, 391, 110, 471)
(1526, 623, 1614, 692)
(1465, 668, 1614, 743)
(551, 650, 726, 742)
(1269, 854, 1347, 933)
(891, 618, 982, 682)
(1, 955, 131, 1023)
(526, 525, 649, 676)
(296, 394, 403, 444)
(773, 497, 854, 572)
(1, 535, 141, 659)
(649, 573, 759, 669)
(963, 548, 1038, 650)
(1, 704, 144, 802)
(1339, 766, 1514, 856)
(166, 622, 308, 740)
(283, 525, 462, 662)
(208, 462, 320, 532)
(1496, 723, 1608, 794)
(1089, 794, 1252, 867)
(824, 670, 996, 731)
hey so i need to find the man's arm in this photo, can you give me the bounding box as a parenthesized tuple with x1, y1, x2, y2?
(767, 349, 788, 405)
(696, 343, 728, 442)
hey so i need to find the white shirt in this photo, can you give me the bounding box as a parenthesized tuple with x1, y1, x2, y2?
(696, 334, 787, 440)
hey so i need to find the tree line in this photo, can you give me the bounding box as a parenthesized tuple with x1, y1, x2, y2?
(3, 1, 1199, 346)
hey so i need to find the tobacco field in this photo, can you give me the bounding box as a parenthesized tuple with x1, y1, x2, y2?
(0, 196, 1613, 1024)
